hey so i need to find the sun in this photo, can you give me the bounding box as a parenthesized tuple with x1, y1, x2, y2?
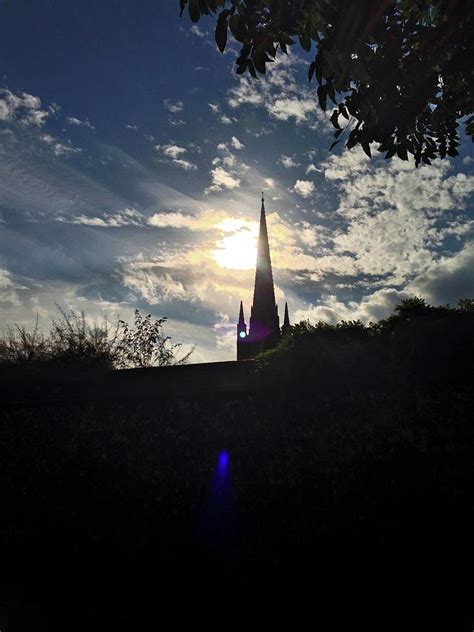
(212, 224, 258, 270)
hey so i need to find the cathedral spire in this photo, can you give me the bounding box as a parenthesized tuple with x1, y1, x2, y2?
(237, 194, 284, 360)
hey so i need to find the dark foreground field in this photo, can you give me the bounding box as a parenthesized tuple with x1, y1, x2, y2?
(0, 358, 473, 629)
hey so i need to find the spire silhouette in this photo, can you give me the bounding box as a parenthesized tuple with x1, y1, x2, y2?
(237, 195, 284, 360)
(238, 300, 245, 325)
(248, 194, 279, 345)
(284, 302, 290, 328)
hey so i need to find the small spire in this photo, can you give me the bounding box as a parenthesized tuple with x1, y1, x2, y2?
(261, 191, 265, 211)
(238, 300, 245, 324)
(284, 302, 290, 328)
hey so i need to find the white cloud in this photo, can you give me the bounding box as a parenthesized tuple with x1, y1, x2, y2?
(161, 144, 186, 159)
(280, 154, 300, 168)
(66, 116, 95, 129)
(264, 177, 276, 189)
(39, 133, 82, 158)
(294, 288, 411, 325)
(122, 262, 188, 304)
(0, 88, 55, 127)
(163, 99, 184, 114)
(321, 148, 474, 286)
(408, 241, 474, 305)
(268, 97, 318, 123)
(230, 136, 245, 150)
(206, 166, 241, 193)
(155, 143, 197, 170)
(59, 208, 144, 228)
(190, 24, 206, 37)
(172, 158, 197, 171)
(227, 54, 326, 130)
(0, 267, 27, 305)
(293, 179, 315, 198)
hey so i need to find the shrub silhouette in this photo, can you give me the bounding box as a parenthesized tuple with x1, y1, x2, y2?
(0, 305, 193, 369)
(116, 310, 194, 368)
(256, 297, 474, 393)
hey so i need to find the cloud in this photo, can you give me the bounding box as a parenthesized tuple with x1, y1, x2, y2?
(0, 88, 56, 127)
(321, 147, 474, 286)
(227, 54, 326, 129)
(163, 99, 184, 114)
(0, 267, 27, 305)
(294, 288, 411, 325)
(268, 97, 318, 123)
(293, 179, 315, 198)
(280, 155, 300, 168)
(39, 133, 82, 158)
(121, 262, 188, 304)
(59, 208, 144, 228)
(205, 167, 241, 193)
(408, 241, 474, 305)
(190, 24, 206, 37)
(66, 116, 95, 129)
(230, 136, 245, 150)
(155, 143, 197, 170)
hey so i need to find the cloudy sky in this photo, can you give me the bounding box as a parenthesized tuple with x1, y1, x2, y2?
(0, 1, 473, 362)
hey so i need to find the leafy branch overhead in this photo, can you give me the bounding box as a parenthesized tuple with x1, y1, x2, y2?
(179, 0, 474, 165)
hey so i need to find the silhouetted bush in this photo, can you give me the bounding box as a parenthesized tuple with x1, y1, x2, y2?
(0, 306, 193, 369)
(256, 297, 474, 393)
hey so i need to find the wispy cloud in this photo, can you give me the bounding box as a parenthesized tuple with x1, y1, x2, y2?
(155, 143, 197, 171)
(66, 116, 95, 129)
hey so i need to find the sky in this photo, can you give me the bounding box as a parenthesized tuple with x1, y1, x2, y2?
(0, 0, 473, 363)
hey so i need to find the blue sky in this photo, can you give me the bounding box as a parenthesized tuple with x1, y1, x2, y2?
(1, 0, 473, 362)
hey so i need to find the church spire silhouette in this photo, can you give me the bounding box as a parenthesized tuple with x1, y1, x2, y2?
(237, 194, 282, 360)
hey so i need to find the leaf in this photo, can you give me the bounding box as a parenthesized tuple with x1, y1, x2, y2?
(253, 47, 267, 74)
(299, 33, 311, 52)
(215, 17, 228, 53)
(317, 84, 327, 111)
(330, 109, 341, 129)
(229, 14, 245, 42)
(361, 140, 372, 158)
(308, 61, 316, 82)
(346, 131, 358, 149)
(188, 0, 200, 23)
(248, 59, 257, 78)
(396, 144, 408, 161)
(236, 60, 248, 75)
(384, 146, 397, 159)
(326, 81, 337, 105)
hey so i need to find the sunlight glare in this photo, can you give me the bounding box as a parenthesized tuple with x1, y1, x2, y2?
(212, 222, 258, 270)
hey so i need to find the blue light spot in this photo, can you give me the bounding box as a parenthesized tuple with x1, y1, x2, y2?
(218, 450, 229, 472)
(239, 331, 246, 338)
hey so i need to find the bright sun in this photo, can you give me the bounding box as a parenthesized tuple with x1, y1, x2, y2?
(212, 224, 258, 270)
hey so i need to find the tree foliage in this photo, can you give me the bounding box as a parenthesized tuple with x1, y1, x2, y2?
(256, 296, 474, 391)
(179, 0, 474, 165)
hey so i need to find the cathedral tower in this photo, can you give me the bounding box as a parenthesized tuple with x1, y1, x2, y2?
(237, 194, 288, 360)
